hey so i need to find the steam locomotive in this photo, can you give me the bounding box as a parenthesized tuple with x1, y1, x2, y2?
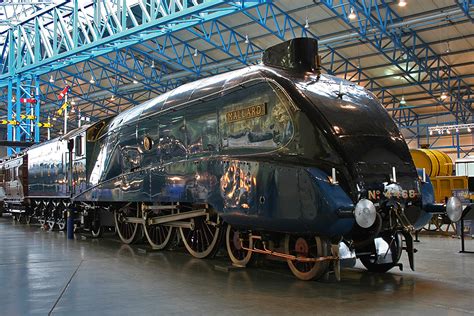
(0, 38, 463, 281)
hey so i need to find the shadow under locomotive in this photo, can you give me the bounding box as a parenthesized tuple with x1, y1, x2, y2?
(0, 38, 464, 281)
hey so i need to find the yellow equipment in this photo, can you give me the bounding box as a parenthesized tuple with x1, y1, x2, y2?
(430, 176, 469, 203)
(410, 148, 453, 177)
(410, 149, 473, 203)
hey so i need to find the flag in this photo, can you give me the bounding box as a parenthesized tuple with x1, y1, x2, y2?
(58, 85, 70, 100)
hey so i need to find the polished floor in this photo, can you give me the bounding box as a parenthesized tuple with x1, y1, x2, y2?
(0, 216, 473, 316)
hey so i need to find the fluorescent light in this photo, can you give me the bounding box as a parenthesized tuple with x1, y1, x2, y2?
(399, 0, 407, 7)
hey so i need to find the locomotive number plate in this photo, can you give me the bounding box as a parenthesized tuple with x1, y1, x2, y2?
(226, 103, 267, 123)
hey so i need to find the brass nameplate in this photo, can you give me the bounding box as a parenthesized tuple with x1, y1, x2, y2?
(226, 103, 267, 123)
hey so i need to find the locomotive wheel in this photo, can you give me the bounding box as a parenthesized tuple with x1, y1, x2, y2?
(144, 215, 176, 250)
(47, 219, 56, 231)
(25, 214, 33, 225)
(284, 235, 330, 281)
(423, 215, 441, 232)
(91, 221, 103, 238)
(114, 205, 140, 244)
(225, 225, 253, 266)
(359, 232, 402, 273)
(179, 209, 222, 259)
(57, 218, 66, 231)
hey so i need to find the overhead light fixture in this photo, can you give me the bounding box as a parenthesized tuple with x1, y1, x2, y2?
(110, 95, 115, 101)
(49, 75, 54, 83)
(133, 77, 138, 84)
(151, 60, 155, 68)
(429, 130, 433, 136)
(52, 116, 57, 121)
(428, 123, 474, 135)
(400, 96, 406, 105)
(398, 0, 407, 7)
(304, 17, 310, 29)
(245, 34, 249, 44)
(89, 76, 95, 84)
(71, 98, 76, 105)
(348, 7, 356, 20)
(445, 42, 451, 53)
(193, 48, 198, 57)
(440, 92, 448, 100)
(11, 96, 15, 103)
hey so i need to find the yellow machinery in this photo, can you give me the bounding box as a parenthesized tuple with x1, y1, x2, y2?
(410, 148, 453, 178)
(410, 149, 471, 203)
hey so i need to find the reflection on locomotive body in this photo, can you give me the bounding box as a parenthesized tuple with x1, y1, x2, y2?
(0, 38, 459, 281)
(220, 163, 257, 210)
(185, 172, 218, 202)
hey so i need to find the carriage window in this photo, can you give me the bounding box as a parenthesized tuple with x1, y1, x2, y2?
(75, 135, 83, 156)
(219, 80, 294, 152)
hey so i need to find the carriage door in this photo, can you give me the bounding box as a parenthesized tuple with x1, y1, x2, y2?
(72, 133, 86, 196)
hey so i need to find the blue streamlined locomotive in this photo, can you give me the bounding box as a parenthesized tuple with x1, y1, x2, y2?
(0, 38, 463, 280)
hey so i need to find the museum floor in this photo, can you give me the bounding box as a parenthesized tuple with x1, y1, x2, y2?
(0, 216, 473, 315)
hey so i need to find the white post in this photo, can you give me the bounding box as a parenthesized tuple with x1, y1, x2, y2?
(47, 116, 51, 140)
(64, 93, 68, 134)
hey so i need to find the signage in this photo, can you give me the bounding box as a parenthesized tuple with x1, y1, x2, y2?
(226, 103, 267, 123)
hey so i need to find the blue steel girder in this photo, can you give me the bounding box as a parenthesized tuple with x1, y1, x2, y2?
(39, 71, 122, 118)
(186, 18, 262, 65)
(4, 76, 41, 154)
(90, 52, 178, 95)
(320, 0, 473, 124)
(239, 2, 419, 127)
(0, 1, 268, 86)
(457, 0, 474, 22)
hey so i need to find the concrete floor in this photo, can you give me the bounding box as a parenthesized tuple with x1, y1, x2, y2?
(0, 217, 473, 316)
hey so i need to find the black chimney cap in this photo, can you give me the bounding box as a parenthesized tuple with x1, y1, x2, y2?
(262, 38, 320, 73)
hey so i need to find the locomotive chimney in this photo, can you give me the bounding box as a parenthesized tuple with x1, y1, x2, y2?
(262, 37, 320, 74)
